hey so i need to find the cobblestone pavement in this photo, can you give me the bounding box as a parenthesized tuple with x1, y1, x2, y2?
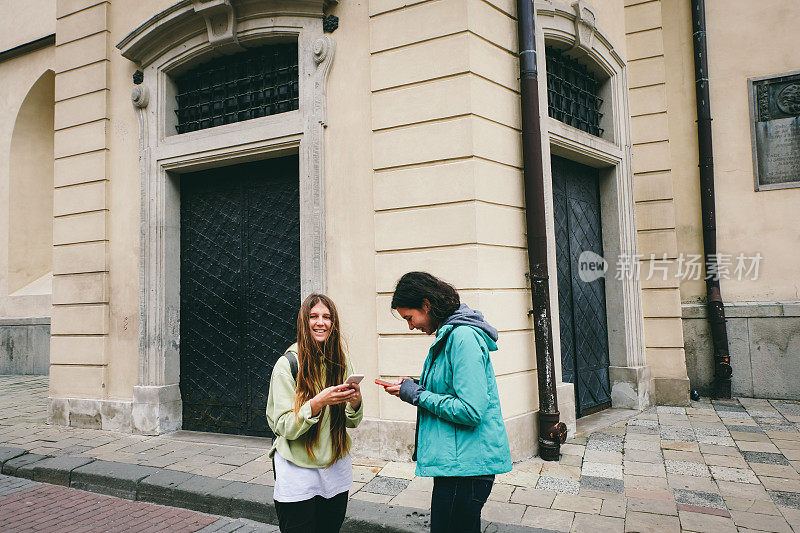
(5, 375, 800, 531)
(0, 375, 48, 425)
(0, 473, 277, 532)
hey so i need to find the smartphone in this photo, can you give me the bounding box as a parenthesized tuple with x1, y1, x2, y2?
(374, 378, 398, 387)
(344, 374, 364, 386)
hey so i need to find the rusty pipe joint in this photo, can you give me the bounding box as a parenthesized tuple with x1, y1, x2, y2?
(715, 355, 732, 379)
(714, 353, 732, 398)
(538, 411, 567, 461)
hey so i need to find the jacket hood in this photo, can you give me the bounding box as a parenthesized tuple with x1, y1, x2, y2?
(438, 304, 498, 344)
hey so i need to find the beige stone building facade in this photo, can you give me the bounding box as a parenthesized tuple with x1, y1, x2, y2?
(0, 0, 798, 460)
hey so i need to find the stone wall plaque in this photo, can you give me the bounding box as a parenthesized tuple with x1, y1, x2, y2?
(749, 71, 800, 191)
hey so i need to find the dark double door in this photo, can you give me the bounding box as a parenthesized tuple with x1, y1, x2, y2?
(552, 156, 611, 417)
(180, 156, 300, 436)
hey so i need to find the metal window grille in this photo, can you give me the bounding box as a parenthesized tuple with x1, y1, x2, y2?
(546, 46, 604, 137)
(174, 43, 299, 134)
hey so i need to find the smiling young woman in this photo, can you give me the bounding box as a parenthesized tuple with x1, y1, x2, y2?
(266, 294, 363, 533)
(383, 272, 512, 533)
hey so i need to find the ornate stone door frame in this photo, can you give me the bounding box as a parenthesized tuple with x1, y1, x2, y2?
(117, 0, 336, 434)
(536, 1, 649, 432)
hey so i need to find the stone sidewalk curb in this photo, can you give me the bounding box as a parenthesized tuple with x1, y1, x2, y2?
(0, 446, 546, 533)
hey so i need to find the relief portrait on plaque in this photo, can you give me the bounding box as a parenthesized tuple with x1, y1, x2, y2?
(748, 71, 800, 191)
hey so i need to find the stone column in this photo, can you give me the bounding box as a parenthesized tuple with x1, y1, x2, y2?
(129, 71, 182, 436)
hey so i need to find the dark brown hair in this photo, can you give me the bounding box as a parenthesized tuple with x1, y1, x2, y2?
(294, 293, 348, 466)
(390, 272, 460, 330)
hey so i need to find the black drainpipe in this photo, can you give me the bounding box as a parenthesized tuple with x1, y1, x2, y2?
(691, 0, 731, 398)
(517, 0, 567, 461)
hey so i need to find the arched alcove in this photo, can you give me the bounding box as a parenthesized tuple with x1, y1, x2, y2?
(8, 70, 55, 295)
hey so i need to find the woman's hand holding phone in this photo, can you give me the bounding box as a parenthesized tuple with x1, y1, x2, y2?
(347, 381, 362, 410)
(310, 384, 357, 415)
(377, 377, 409, 397)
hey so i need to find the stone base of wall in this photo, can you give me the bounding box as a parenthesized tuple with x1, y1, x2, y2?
(683, 301, 800, 399)
(48, 385, 182, 435)
(131, 385, 182, 435)
(504, 411, 538, 462)
(349, 418, 415, 462)
(0, 318, 50, 375)
(610, 365, 654, 410)
(654, 377, 690, 405)
(557, 381, 577, 438)
(350, 410, 539, 463)
(49, 397, 133, 432)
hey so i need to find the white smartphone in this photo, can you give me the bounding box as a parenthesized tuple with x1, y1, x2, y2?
(344, 374, 364, 386)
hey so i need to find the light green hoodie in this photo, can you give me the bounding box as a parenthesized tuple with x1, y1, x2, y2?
(266, 343, 363, 468)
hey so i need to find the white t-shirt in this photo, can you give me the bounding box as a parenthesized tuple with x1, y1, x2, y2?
(273, 451, 353, 503)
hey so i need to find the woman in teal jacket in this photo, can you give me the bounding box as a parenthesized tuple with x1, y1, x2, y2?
(384, 271, 512, 533)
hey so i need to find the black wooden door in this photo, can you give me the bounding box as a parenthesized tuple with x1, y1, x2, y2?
(552, 155, 611, 417)
(180, 156, 300, 436)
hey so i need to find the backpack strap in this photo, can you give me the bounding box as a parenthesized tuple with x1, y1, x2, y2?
(283, 350, 299, 381)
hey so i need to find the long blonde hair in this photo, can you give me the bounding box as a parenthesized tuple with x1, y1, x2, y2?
(294, 293, 349, 466)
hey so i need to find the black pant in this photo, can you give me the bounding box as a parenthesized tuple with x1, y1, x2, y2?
(430, 476, 494, 533)
(274, 491, 348, 533)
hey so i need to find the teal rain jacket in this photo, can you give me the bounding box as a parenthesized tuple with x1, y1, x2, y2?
(414, 324, 512, 477)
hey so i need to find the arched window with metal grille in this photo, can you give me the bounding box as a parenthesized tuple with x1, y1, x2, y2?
(174, 42, 299, 134)
(545, 46, 604, 137)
